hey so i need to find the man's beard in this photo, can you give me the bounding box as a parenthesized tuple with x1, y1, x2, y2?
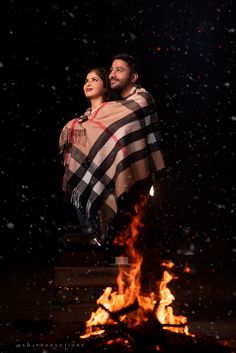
(111, 80, 123, 92)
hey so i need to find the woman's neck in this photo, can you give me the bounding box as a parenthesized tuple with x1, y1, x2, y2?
(90, 97, 104, 111)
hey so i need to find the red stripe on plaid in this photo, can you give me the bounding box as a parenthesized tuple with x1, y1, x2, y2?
(65, 118, 78, 164)
(89, 102, 109, 120)
(89, 103, 128, 158)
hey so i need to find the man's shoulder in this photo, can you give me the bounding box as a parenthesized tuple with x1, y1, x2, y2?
(136, 86, 154, 97)
(130, 86, 155, 106)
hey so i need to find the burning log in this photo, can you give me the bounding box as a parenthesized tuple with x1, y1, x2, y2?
(108, 299, 139, 317)
(98, 302, 169, 350)
(79, 324, 234, 353)
(79, 323, 233, 353)
(100, 300, 187, 331)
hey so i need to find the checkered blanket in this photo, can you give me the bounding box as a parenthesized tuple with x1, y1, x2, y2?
(59, 87, 165, 222)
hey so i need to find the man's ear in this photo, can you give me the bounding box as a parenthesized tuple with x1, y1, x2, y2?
(131, 73, 139, 83)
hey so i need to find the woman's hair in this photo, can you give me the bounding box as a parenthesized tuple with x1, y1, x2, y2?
(85, 66, 112, 101)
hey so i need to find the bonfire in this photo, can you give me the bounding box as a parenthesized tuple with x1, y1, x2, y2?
(81, 195, 191, 340)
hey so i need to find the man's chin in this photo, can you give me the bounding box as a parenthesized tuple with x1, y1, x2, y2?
(111, 83, 121, 91)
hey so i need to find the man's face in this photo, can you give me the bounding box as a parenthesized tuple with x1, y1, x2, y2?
(109, 59, 134, 96)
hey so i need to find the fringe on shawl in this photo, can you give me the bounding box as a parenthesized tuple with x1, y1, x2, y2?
(71, 188, 83, 209)
(59, 128, 68, 155)
(71, 187, 93, 216)
(71, 188, 109, 235)
(59, 125, 87, 154)
(72, 128, 87, 147)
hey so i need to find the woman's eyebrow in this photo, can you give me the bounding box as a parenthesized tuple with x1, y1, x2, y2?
(85, 76, 100, 81)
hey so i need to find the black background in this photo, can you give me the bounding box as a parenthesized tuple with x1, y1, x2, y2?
(0, 0, 235, 271)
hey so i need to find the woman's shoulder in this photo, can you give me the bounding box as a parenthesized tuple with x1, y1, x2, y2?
(61, 115, 82, 130)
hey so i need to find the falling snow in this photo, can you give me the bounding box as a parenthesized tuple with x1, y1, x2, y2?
(0, 1, 234, 344)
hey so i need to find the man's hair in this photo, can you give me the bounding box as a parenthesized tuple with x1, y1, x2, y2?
(112, 53, 139, 75)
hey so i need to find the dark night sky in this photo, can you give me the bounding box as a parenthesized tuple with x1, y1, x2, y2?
(0, 0, 235, 267)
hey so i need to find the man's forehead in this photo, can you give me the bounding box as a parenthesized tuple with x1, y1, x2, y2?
(111, 59, 129, 69)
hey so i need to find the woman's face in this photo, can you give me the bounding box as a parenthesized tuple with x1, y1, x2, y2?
(83, 71, 105, 100)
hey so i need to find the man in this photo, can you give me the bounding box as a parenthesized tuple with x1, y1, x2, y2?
(109, 53, 140, 98)
(107, 53, 165, 242)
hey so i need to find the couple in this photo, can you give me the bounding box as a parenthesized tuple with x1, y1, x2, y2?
(59, 53, 165, 246)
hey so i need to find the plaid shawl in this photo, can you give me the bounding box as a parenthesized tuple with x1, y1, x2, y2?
(59, 87, 165, 222)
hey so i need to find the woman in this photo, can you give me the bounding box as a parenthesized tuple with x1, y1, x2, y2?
(59, 67, 112, 244)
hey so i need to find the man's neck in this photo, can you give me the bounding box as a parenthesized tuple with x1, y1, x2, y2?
(120, 84, 135, 99)
(121, 85, 138, 99)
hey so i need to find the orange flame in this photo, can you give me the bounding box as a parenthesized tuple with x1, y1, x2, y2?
(155, 262, 190, 335)
(81, 195, 192, 339)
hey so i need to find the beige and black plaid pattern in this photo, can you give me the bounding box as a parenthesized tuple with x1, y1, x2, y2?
(59, 87, 165, 222)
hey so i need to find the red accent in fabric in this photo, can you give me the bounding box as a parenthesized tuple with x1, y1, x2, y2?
(89, 102, 109, 120)
(88, 102, 128, 157)
(65, 118, 77, 165)
(91, 119, 128, 157)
